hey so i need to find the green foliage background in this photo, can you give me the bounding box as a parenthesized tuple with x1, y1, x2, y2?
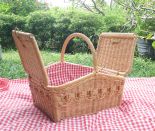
(0, 1, 155, 78)
(0, 0, 154, 52)
(1, 50, 155, 79)
(0, 1, 127, 52)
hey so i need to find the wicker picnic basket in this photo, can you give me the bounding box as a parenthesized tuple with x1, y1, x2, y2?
(12, 30, 136, 122)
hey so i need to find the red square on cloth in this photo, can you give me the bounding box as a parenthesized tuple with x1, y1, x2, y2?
(0, 78, 9, 92)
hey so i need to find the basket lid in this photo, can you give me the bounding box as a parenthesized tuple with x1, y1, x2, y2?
(12, 30, 49, 86)
(96, 33, 137, 74)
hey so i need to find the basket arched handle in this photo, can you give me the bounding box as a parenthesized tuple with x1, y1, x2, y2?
(60, 33, 97, 72)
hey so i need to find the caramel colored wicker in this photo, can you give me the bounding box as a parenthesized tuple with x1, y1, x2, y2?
(12, 30, 136, 122)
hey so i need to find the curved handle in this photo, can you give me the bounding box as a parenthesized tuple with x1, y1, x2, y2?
(60, 33, 97, 72)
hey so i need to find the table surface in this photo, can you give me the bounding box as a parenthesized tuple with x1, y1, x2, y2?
(0, 77, 155, 131)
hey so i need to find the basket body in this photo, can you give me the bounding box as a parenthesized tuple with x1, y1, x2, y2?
(29, 71, 124, 122)
(12, 31, 136, 122)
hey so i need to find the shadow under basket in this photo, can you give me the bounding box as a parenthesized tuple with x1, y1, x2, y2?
(12, 31, 136, 122)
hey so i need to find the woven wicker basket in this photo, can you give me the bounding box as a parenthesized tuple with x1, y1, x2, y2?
(12, 30, 136, 122)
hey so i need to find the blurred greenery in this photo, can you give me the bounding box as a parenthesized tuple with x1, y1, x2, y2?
(0, 0, 49, 16)
(0, 50, 155, 79)
(0, 0, 154, 73)
(0, 7, 127, 52)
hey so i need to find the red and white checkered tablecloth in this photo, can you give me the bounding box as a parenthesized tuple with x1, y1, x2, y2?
(0, 77, 155, 131)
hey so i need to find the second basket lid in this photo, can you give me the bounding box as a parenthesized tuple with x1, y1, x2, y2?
(96, 33, 136, 74)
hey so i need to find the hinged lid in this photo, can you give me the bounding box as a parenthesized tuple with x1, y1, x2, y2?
(96, 33, 137, 74)
(12, 30, 49, 87)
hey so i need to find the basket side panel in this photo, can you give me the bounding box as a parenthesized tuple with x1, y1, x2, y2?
(30, 83, 58, 121)
(52, 74, 96, 121)
(94, 73, 125, 110)
(51, 73, 125, 121)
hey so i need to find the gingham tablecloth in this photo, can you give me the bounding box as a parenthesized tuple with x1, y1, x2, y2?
(0, 78, 155, 131)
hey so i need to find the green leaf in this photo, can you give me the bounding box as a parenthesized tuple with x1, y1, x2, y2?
(146, 33, 153, 39)
(152, 41, 155, 49)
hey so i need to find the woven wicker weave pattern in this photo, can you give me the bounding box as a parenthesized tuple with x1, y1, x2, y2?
(97, 33, 136, 74)
(12, 30, 136, 122)
(12, 31, 49, 87)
